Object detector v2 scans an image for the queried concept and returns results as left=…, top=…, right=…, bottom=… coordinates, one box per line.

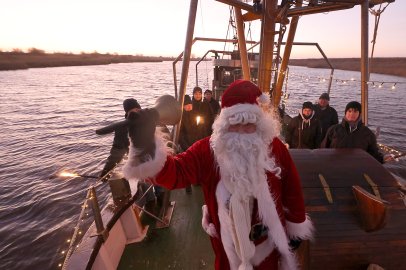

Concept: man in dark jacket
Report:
left=178, top=94, right=203, bottom=193
left=204, top=89, right=221, bottom=117
left=314, top=93, right=338, bottom=144
left=100, top=98, right=164, bottom=205
left=178, top=95, right=197, bottom=152
left=321, top=101, right=384, bottom=163
left=286, top=101, right=322, bottom=149
left=100, top=98, right=141, bottom=178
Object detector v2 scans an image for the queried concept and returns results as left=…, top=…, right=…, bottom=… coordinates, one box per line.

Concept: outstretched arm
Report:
left=123, top=110, right=212, bottom=189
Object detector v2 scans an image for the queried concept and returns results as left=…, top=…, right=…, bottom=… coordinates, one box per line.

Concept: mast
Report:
left=173, top=0, right=199, bottom=145
left=235, top=7, right=251, bottom=80
left=360, top=0, right=369, bottom=125
left=257, top=0, right=278, bottom=96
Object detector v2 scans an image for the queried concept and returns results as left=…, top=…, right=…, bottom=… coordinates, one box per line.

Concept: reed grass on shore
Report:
left=1, top=51, right=405, bottom=78
left=289, top=58, right=406, bottom=78
left=0, top=51, right=174, bottom=71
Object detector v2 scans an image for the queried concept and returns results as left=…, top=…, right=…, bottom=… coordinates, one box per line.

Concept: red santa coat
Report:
left=142, top=136, right=309, bottom=270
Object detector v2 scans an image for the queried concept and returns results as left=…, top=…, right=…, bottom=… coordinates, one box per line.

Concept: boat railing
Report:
left=61, top=181, right=105, bottom=269
left=189, top=41, right=335, bottom=103
left=172, top=37, right=257, bottom=99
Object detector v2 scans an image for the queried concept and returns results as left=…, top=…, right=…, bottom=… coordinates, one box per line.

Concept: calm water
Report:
left=0, top=62, right=405, bottom=269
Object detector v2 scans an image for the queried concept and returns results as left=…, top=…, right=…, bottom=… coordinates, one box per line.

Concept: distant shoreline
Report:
left=0, top=51, right=176, bottom=71
left=289, top=58, right=406, bottom=78
left=1, top=52, right=405, bottom=78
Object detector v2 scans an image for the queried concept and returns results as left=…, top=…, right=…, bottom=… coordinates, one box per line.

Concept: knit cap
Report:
left=302, top=101, right=313, bottom=110
left=345, top=101, right=361, bottom=113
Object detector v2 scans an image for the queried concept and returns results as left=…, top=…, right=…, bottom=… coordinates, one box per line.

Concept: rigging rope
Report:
left=369, top=2, right=390, bottom=76
left=223, top=7, right=238, bottom=56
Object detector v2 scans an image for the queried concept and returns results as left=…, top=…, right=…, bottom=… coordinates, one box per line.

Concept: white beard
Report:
left=210, top=106, right=282, bottom=195
left=214, top=132, right=272, bottom=197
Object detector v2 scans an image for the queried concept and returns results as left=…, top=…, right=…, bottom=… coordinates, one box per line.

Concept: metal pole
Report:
left=89, top=187, right=108, bottom=241
left=173, top=0, right=199, bottom=146
left=235, top=7, right=250, bottom=80
left=361, top=0, right=369, bottom=126
left=327, top=68, right=335, bottom=94
left=172, top=62, right=178, bottom=100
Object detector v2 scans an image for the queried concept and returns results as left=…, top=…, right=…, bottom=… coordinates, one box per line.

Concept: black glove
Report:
left=289, top=238, right=302, bottom=250
left=128, top=108, right=159, bottom=161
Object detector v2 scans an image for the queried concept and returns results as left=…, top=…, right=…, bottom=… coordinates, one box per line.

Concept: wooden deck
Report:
left=118, top=186, right=214, bottom=270
left=291, top=148, right=406, bottom=270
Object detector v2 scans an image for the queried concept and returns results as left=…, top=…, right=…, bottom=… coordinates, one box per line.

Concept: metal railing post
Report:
left=89, top=187, right=108, bottom=241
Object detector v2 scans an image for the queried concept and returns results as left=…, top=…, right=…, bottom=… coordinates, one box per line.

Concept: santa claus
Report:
left=123, top=80, right=313, bottom=270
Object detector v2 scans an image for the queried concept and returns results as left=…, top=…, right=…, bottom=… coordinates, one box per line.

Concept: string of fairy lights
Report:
left=58, top=189, right=92, bottom=269
left=284, top=72, right=406, bottom=90
left=278, top=69, right=406, bottom=114
left=378, top=143, right=404, bottom=158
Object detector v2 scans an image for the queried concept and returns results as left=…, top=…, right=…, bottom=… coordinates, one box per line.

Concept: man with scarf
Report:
left=286, top=101, right=322, bottom=149
left=122, top=80, right=313, bottom=270
left=321, top=101, right=385, bottom=163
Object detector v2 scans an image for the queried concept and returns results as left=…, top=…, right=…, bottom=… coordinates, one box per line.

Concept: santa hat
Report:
left=221, top=80, right=269, bottom=109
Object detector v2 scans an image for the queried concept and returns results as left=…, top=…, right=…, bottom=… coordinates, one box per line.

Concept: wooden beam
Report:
left=361, top=0, right=369, bottom=125
left=242, top=3, right=355, bottom=22
left=258, top=0, right=278, bottom=95
left=215, top=0, right=257, bottom=13
left=235, top=7, right=250, bottom=80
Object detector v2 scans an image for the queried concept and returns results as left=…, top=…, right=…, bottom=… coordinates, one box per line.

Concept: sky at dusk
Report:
left=1, top=0, right=405, bottom=58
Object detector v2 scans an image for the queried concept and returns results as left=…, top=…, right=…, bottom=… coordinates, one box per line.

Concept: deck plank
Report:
left=118, top=186, right=215, bottom=269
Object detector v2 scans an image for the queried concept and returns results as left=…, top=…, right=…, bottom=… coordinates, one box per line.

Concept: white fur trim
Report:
left=286, top=215, right=314, bottom=240
left=238, top=262, right=253, bottom=270
left=280, top=251, right=299, bottom=270
left=122, top=132, right=169, bottom=181
left=255, top=176, right=299, bottom=270
left=257, top=93, right=270, bottom=105
left=220, top=103, right=262, bottom=120
left=201, top=205, right=219, bottom=238
left=251, top=238, right=275, bottom=266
